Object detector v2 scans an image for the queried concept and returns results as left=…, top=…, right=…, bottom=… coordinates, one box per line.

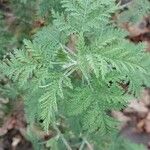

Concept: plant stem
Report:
left=79, top=138, right=93, bottom=150
left=79, top=140, right=86, bottom=150
left=84, top=139, right=93, bottom=150
left=53, top=124, right=72, bottom=150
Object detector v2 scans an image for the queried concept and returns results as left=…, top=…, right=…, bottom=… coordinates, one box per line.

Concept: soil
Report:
left=0, top=129, right=33, bottom=150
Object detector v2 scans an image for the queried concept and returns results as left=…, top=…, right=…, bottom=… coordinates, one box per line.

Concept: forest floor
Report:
left=113, top=88, right=150, bottom=150
left=0, top=101, right=33, bottom=150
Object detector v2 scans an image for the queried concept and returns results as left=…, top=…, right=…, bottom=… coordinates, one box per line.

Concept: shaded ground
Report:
left=0, top=100, right=33, bottom=150
left=113, top=89, right=150, bottom=149
left=0, top=129, right=32, bottom=150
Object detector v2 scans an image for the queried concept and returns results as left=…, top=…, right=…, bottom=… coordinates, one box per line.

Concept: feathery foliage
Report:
left=12, top=0, right=63, bottom=21
left=118, top=0, right=150, bottom=24
left=98, top=134, right=147, bottom=150
left=1, top=0, right=150, bottom=149
left=0, top=13, right=16, bottom=59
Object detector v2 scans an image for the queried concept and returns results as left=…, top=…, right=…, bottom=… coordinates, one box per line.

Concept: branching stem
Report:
left=53, top=124, right=72, bottom=150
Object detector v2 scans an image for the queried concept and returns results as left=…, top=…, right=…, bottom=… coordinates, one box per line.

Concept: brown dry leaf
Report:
left=0, top=128, right=7, bottom=136
left=147, top=112, right=150, bottom=120
left=123, top=107, right=135, bottom=114
left=12, top=136, right=21, bottom=150
left=112, top=111, right=131, bottom=122
left=141, top=89, right=150, bottom=106
left=30, top=124, right=54, bottom=141
left=128, top=100, right=149, bottom=117
left=123, top=17, right=150, bottom=49
left=67, top=33, right=77, bottom=52
left=0, top=116, right=16, bottom=136
left=127, top=24, right=148, bottom=37
left=125, top=18, right=149, bottom=37
left=137, top=119, right=145, bottom=132
left=112, top=111, right=131, bottom=129
left=0, top=101, right=26, bottom=136
left=144, top=120, right=150, bottom=133
left=34, top=19, right=45, bottom=28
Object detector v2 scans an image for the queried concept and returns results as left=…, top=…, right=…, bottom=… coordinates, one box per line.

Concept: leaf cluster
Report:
left=1, top=0, right=150, bottom=149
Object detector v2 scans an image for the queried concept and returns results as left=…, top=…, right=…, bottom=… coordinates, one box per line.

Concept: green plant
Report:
left=0, top=0, right=64, bottom=57
left=117, top=0, right=150, bottom=24
left=1, top=0, right=150, bottom=149
left=11, top=0, right=63, bottom=22
left=0, top=12, right=16, bottom=59
left=37, top=0, right=63, bottom=19
left=0, top=0, right=65, bottom=107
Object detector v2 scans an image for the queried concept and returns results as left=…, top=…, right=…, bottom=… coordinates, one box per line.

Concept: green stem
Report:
left=53, top=124, right=72, bottom=150
left=79, top=140, right=86, bottom=150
